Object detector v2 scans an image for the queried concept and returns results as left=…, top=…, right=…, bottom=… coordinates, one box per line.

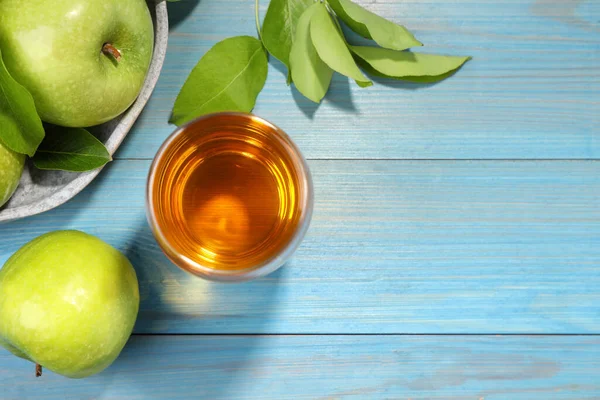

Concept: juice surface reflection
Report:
left=181, top=153, right=283, bottom=258
left=151, top=116, right=303, bottom=272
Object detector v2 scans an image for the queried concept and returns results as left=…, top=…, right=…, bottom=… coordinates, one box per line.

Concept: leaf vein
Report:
left=36, top=150, right=107, bottom=159
left=184, top=47, right=263, bottom=118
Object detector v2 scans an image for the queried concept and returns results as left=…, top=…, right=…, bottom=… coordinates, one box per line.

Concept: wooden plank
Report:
left=1, top=335, right=598, bottom=399
left=115, top=0, right=599, bottom=160
left=1, top=160, right=598, bottom=334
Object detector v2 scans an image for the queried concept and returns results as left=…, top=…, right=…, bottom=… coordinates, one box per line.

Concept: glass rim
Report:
left=146, top=112, right=314, bottom=282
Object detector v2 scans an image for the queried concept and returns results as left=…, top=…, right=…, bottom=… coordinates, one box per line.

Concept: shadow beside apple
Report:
left=0, top=215, right=286, bottom=398
left=167, top=0, right=202, bottom=30
left=107, top=218, right=285, bottom=399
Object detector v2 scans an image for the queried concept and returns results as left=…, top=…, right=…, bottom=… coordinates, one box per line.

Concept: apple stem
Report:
left=102, top=43, right=122, bottom=62
left=35, top=364, right=42, bottom=377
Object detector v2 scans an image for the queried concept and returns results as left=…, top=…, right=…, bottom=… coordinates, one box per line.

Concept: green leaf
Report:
left=261, top=0, right=314, bottom=84
left=289, top=4, right=334, bottom=103
left=32, top=126, right=111, bottom=172
left=0, top=49, right=45, bottom=157
left=350, top=45, right=471, bottom=83
left=170, top=36, right=268, bottom=126
left=327, top=0, right=422, bottom=51
left=310, top=4, right=372, bottom=88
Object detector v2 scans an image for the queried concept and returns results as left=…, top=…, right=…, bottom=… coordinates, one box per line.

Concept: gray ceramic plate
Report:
left=0, top=1, right=168, bottom=223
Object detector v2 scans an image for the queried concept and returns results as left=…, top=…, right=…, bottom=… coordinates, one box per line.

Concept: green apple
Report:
left=0, top=0, right=154, bottom=127
left=0, top=230, right=139, bottom=378
left=0, top=140, right=25, bottom=208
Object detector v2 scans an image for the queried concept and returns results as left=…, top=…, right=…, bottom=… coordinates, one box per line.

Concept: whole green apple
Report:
left=0, top=0, right=154, bottom=127
left=0, top=140, right=25, bottom=208
left=0, top=230, right=139, bottom=378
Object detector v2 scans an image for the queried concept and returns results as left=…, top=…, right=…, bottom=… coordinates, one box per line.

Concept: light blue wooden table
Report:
left=1, top=0, right=599, bottom=398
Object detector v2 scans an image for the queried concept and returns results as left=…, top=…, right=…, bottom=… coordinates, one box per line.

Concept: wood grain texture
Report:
left=114, top=0, right=600, bottom=160
left=1, top=335, right=598, bottom=399
left=0, top=1, right=598, bottom=394
left=1, top=159, right=598, bottom=334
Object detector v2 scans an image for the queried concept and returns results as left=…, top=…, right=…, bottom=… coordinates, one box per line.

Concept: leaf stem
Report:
left=255, top=0, right=261, bottom=40
left=326, top=3, right=345, bottom=38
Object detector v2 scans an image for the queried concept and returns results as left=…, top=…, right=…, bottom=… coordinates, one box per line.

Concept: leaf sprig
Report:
left=170, top=0, right=471, bottom=125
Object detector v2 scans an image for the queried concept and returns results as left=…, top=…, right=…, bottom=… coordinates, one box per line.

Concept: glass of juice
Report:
left=146, top=112, right=313, bottom=282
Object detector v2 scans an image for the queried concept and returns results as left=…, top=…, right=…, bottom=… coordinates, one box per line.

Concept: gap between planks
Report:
left=130, top=333, right=600, bottom=337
